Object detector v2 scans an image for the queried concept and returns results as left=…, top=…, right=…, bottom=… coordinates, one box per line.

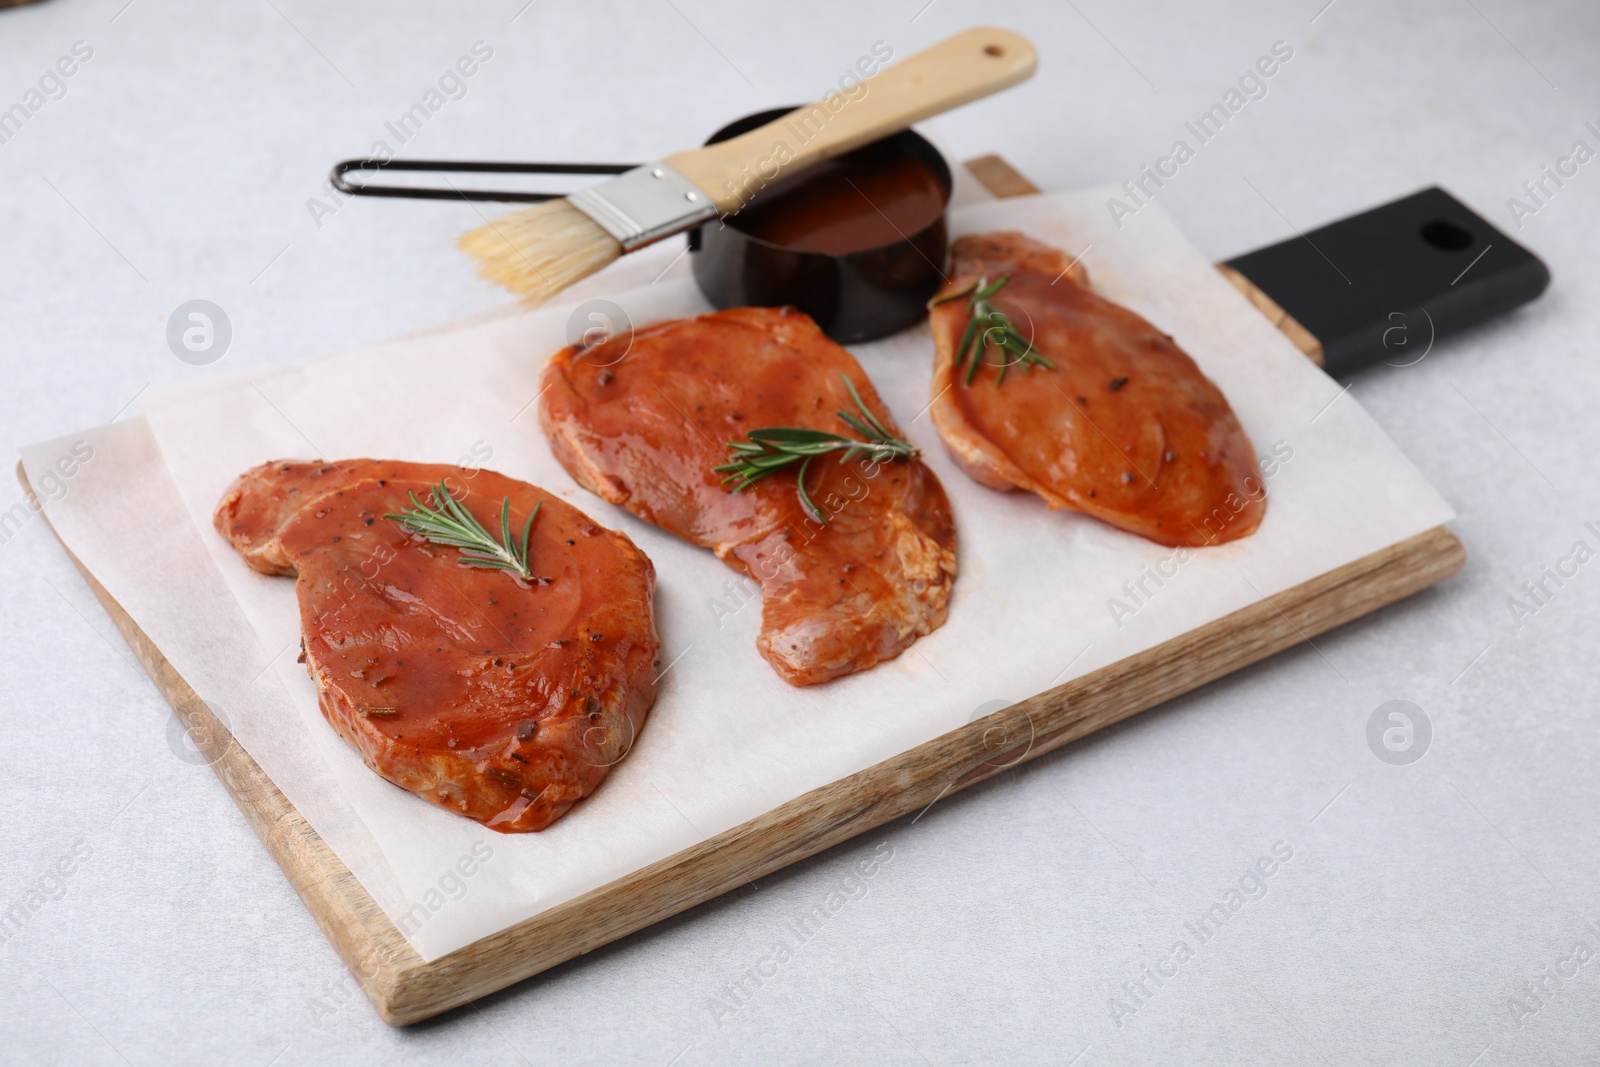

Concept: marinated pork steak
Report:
left=929, top=231, right=1265, bottom=547
left=539, top=306, right=957, bottom=686
left=214, top=459, right=659, bottom=833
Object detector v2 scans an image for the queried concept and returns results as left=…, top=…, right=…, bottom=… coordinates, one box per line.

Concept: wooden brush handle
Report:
left=663, top=27, right=1037, bottom=213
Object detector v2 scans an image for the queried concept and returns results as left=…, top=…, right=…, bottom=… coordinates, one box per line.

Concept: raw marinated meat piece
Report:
left=539, top=306, right=956, bottom=686
left=215, top=459, right=659, bottom=832
left=929, top=231, right=1264, bottom=547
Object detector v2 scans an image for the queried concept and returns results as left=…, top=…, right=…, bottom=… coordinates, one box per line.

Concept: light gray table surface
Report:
left=3, top=0, right=1598, bottom=1063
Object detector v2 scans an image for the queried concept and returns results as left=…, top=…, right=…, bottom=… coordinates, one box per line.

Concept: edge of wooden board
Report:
left=17, top=480, right=1466, bottom=1027
left=17, top=467, right=419, bottom=1010
left=393, top=527, right=1463, bottom=1024
left=17, top=156, right=1463, bottom=1026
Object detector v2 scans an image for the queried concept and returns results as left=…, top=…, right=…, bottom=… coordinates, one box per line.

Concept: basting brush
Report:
left=458, top=27, right=1036, bottom=303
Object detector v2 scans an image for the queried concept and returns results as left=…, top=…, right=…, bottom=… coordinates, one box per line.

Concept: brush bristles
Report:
left=458, top=198, right=623, bottom=304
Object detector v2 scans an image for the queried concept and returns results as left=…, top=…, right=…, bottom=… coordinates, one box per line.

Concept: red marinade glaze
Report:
left=214, top=459, right=659, bottom=832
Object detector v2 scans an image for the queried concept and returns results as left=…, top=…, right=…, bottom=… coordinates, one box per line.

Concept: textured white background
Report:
left=1, top=0, right=1597, bottom=1064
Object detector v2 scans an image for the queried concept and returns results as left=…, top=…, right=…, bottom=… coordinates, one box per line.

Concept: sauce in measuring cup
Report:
left=690, top=108, right=953, bottom=343
left=729, top=140, right=948, bottom=256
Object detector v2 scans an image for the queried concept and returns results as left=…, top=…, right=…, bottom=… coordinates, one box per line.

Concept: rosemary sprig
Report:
left=929, top=274, right=1054, bottom=385
left=385, top=480, right=540, bottom=581
left=715, top=374, right=918, bottom=524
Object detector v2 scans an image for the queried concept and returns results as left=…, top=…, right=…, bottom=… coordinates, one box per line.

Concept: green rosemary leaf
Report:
left=835, top=410, right=879, bottom=441
left=954, top=314, right=980, bottom=376
left=974, top=273, right=1010, bottom=300
left=934, top=275, right=1051, bottom=387
left=459, top=555, right=517, bottom=571
left=964, top=327, right=986, bottom=385
left=928, top=280, right=978, bottom=307
left=385, top=480, right=539, bottom=582
left=518, top=503, right=539, bottom=574
left=795, top=456, right=823, bottom=523
left=716, top=373, right=919, bottom=525
left=839, top=375, right=896, bottom=441
left=747, top=427, right=851, bottom=446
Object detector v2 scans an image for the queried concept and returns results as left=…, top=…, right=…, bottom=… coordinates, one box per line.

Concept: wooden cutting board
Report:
left=23, top=157, right=1463, bottom=1025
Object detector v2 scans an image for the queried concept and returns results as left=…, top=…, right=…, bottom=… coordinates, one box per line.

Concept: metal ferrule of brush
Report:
left=567, top=163, right=718, bottom=252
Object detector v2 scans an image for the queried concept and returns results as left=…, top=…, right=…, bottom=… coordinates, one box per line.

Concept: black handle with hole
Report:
left=1226, top=186, right=1550, bottom=376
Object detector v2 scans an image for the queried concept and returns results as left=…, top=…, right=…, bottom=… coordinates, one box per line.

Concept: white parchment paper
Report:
left=23, top=190, right=1453, bottom=961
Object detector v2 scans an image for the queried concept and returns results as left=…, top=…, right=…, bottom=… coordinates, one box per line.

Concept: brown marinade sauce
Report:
left=730, top=141, right=945, bottom=256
